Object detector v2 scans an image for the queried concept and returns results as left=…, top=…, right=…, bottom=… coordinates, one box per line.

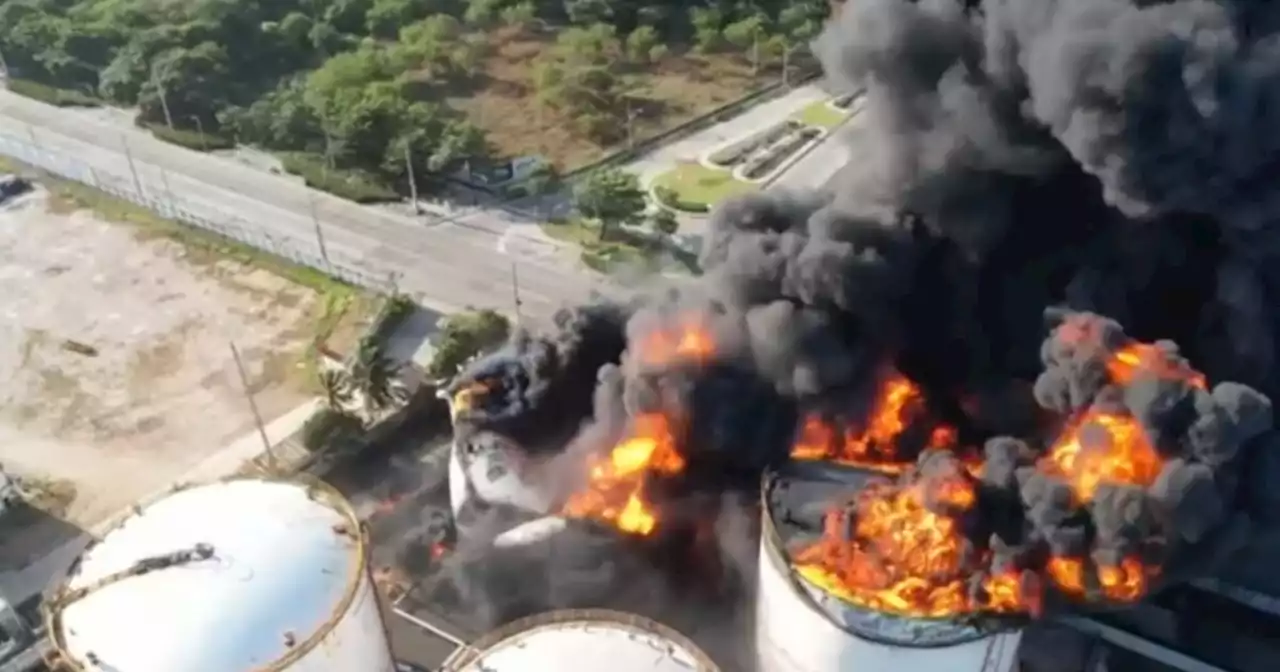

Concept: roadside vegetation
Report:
left=652, top=161, right=756, bottom=212
left=0, top=0, right=829, bottom=201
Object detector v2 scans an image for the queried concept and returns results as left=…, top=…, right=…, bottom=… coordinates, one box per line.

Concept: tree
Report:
left=499, top=2, right=537, bottom=29
left=427, top=309, right=512, bottom=380
left=573, top=168, right=646, bottom=241
left=523, top=161, right=563, bottom=197
left=723, top=13, right=768, bottom=73
left=624, top=25, right=665, bottom=65
left=650, top=208, right=679, bottom=236
left=350, top=337, right=405, bottom=419
left=317, top=368, right=353, bottom=411
left=533, top=24, right=633, bottom=142
left=301, top=407, right=364, bottom=453
left=689, top=7, right=724, bottom=53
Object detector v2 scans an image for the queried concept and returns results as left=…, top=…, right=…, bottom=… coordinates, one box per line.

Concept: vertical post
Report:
left=121, top=134, right=145, bottom=198
left=782, top=46, right=791, bottom=87
left=752, top=34, right=760, bottom=75
left=229, top=341, right=277, bottom=472
left=404, top=142, right=421, bottom=214
left=191, top=116, right=207, bottom=151
left=308, top=192, right=330, bottom=265
left=626, top=99, right=636, bottom=149
left=323, top=127, right=335, bottom=170
left=161, top=169, right=176, bottom=216
left=0, top=45, right=8, bottom=78
left=511, top=261, right=522, bottom=324
left=151, top=66, right=174, bottom=130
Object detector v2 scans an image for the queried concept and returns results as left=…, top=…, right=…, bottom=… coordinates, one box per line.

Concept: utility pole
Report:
left=511, top=261, right=523, bottom=324
left=404, top=142, right=421, bottom=214
left=323, top=127, right=336, bottom=171
left=161, top=169, right=176, bottom=216
left=308, top=191, right=330, bottom=266
left=150, top=65, right=174, bottom=130
left=625, top=99, right=637, bottom=149
left=190, top=115, right=207, bottom=151
left=229, top=341, right=277, bottom=472
left=751, top=33, right=760, bottom=75
left=121, top=134, right=145, bottom=198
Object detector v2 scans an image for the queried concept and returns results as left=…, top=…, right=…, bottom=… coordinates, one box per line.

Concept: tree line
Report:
left=0, top=0, right=829, bottom=199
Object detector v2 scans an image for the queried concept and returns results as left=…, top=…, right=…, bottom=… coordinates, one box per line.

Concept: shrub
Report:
left=144, top=123, right=235, bottom=151
left=653, top=185, right=709, bottom=213
left=7, top=79, right=98, bottom=107
left=371, top=293, right=416, bottom=342
left=301, top=408, right=364, bottom=452
left=427, top=309, right=511, bottom=380
left=280, top=152, right=397, bottom=203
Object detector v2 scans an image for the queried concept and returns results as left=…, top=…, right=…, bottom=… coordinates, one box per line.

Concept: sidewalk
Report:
left=0, top=398, right=320, bottom=604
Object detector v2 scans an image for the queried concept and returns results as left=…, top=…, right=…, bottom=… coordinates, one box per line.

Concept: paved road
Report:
left=0, top=90, right=597, bottom=322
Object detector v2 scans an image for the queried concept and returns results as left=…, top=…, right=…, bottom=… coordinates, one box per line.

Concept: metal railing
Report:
left=0, top=131, right=395, bottom=294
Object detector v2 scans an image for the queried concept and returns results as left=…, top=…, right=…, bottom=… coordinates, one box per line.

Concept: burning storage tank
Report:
left=444, top=390, right=557, bottom=536
left=757, top=461, right=1024, bottom=672
left=438, top=609, right=720, bottom=671
left=44, top=477, right=396, bottom=672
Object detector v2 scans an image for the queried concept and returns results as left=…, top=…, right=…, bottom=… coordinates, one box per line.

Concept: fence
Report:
left=0, top=131, right=396, bottom=294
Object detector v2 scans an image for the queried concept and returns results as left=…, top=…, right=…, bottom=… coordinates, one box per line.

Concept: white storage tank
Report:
left=757, top=462, right=1024, bottom=672
left=445, top=383, right=555, bottom=534
left=44, top=477, right=396, bottom=672
left=439, top=609, right=720, bottom=671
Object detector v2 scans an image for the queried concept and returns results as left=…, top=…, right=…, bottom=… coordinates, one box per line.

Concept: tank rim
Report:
left=439, top=608, right=721, bottom=670
left=43, top=474, right=370, bottom=671
left=760, top=464, right=1023, bottom=648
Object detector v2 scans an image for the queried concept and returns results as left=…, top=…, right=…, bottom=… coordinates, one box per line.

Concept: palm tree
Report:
left=317, top=368, right=352, bottom=411
left=350, top=337, right=405, bottom=420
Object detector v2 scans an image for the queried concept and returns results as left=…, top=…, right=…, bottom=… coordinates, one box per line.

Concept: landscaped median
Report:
left=539, top=217, right=699, bottom=275
left=650, top=162, right=757, bottom=214
left=793, top=98, right=850, bottom=129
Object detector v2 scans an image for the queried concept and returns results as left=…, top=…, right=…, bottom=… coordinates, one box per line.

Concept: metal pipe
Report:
left=1054, top=616, right=1229, bottom=672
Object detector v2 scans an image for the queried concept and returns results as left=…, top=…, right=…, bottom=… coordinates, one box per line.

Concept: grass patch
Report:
left=6, top=79, right=99, bottom=107
left=793, top=99, right=849, bottom=129
left=144, top=122, right=235, bottom=152
left=540, top=217, right=699, bottom=275
left=652, top=163, right=757, bottom=211
left=279, top=152, right=397, bottom=204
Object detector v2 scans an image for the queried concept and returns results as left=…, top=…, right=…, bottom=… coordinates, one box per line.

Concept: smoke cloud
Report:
left=429, top=0, right=1280, bottom=649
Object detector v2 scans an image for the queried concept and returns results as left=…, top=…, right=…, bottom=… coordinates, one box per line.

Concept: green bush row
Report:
left=280, top=152, right=397, bottom=204
left=144, top=122, right=235, bottom=152
left=653, top=185, right=709, bottom=213
left=7, top=79, right=98, bottom=107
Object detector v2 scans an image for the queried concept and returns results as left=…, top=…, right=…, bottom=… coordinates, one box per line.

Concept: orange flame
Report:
left=1108, top=343, right=1207, bottom=389
left=561, top=413, right=686, bottom=535
left=790, top=329, right=1194, bottom=618
left=791, top=372, right=949, bottom=471
left=638, top=317, right=715, bottom=367
left=1047, top=556, right=1153, bottom=601
left=792, top=469, right=1032, bottom=616
left=1041, top=412, right=1163, bottom=502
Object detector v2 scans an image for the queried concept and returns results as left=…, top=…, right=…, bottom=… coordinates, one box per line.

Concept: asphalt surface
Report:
left=0, top=90, right=598, bottom=322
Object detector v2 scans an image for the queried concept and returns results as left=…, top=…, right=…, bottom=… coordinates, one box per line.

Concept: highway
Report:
left=0, top=90, right=599, bottom=322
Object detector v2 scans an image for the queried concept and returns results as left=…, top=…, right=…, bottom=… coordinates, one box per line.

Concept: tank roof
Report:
left=49, top=478, right=364, bottom=671
left=442, top=609, right=719, bottom=671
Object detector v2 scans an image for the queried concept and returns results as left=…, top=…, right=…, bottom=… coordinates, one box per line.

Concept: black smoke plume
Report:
left=429, top=0, right=1280, bottom=642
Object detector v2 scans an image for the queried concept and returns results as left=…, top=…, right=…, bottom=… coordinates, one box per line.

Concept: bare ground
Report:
left=0, top=189, right=327, bottom=544
left=451, top=26, right=777, bottom=169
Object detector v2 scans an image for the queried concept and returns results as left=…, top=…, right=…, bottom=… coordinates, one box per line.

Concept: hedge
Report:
left=145, top=123, right=235, bottom=152
left=280, top=152, right=397, bottom=204
left=6, top=79, right=98, bottom=107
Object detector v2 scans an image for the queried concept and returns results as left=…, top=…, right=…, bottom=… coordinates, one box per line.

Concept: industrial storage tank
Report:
left=439, top=609, right=720, bottom=671
left=757, top=461, right=1024, bottom=672
left=44, top=477, right=396, bottom=672
left=444, top=386, right=555, bottom=535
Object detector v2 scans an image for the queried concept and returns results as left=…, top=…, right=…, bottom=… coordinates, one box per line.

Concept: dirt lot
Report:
left=0, top=187, right=352, bottom=545
left=451, top=26, right=777, bottom=169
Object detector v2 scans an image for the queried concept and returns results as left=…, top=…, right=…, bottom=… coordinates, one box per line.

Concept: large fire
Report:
left=790, top=334, right=1183, bottom=618
left=560, top=319, right=709, bottom=535
left=790, top=372, right=968, bottom=472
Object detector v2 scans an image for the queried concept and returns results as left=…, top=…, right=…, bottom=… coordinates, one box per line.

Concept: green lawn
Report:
left=793, top=99, right=849, bottom=129
left=539, top=218, right=698, bottom=275
left=651, top=163, right=757, bottom=211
